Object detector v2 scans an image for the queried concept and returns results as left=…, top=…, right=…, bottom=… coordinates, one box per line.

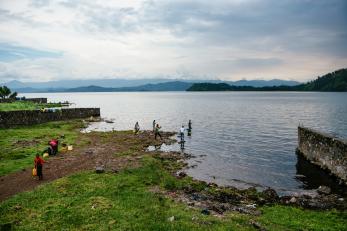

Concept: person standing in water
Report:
left=155, top=124, right=162, bottom=140
left=134, top=122, right=140, bottom=134
left=180, top=125, right=185, bottom=140
left=188, top=120, right=192, bottom=136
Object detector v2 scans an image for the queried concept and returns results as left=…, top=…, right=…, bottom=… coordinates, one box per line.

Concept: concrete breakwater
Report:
left=298, top=126, right=347, bottom=185
left=0, top=108, right=100, bottom=128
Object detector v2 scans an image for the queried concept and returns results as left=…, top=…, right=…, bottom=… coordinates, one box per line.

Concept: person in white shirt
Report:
left=180, top=125, right=185, bottom=141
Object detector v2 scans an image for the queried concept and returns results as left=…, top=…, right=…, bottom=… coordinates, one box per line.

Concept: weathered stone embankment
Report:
left=0, top=108, right=100, bottom=128
left=297, top=126, right=347, bottom=185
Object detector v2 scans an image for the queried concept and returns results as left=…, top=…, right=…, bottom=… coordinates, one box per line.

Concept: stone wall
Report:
left=298, top=126, right=347, bottom=185
left=19, top=98, right=48, bottom=103
left=0, top=98, right=48, bottom=103
left=0, top=108, right=100, bottom=128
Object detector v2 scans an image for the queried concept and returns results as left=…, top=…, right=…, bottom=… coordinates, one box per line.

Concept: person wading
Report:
left=180, top=125, right=185, bottom=140
left=155, top=124, right=162, bottom=140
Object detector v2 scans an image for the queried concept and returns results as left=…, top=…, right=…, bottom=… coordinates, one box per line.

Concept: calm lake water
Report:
left=23, top=92, right=347, bottom=194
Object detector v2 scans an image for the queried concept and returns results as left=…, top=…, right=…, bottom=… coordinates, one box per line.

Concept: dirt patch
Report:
left=0, top=131, right=175, bottom=202
left=12, top=140, right=40, bottom=147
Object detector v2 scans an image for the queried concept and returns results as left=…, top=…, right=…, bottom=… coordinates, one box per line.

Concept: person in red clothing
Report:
left=34, top=154, right=45, bottom=180
left=49, top=138, right=59, bottom=155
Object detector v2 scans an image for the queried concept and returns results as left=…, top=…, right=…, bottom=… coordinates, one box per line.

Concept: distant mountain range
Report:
left=1, top=78, right=300, bottom=93
left=187, top=68, right=347, bottom=92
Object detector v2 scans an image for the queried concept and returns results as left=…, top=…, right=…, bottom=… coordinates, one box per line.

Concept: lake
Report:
left=22, top=92, right=347, bottom=194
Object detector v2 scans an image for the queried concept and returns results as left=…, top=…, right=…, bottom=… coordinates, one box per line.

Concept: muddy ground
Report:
left=0, top=131, right=174, bottom=202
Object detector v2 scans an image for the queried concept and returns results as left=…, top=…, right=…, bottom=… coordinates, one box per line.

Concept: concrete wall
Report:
left=298, top=126, right=347, bottom=185
left=0, top=108, right=100, bottom=128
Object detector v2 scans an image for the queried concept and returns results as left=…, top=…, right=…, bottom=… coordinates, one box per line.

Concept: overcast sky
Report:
left=0, top=0, right=346, bottom=82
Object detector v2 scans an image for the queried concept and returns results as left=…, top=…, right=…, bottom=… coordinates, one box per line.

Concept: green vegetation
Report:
left=1, top=156, right=346, bottom=230
left=0, top=120, right=84, bottom=176
left=187, top=68, right=347, bottom=92
left=259, top=205, right=347, bottom=230
left=0, top=101, right=62, bottom=111
left=296, top=68, right=347, bottom=91
left=1, top=121, right=346, bottom=230
left=0, top=86, right=17, bottom=99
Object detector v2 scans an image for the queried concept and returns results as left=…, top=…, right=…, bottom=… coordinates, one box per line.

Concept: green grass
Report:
left=0, top=158, right=254, bottom=231
left=1, top=157, right=346, bottom=230
left=0, top=120, right=84, bottom=176
left=0, top=101, right=62, bottom=111
left=258, top=205, right=347, bottom=231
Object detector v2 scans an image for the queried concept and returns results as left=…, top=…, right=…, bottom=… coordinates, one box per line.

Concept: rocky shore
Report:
left=151, top=150, right=347, bottom=218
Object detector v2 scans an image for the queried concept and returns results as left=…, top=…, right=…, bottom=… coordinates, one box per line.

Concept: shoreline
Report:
left=1, top=122, right=347, bottom=230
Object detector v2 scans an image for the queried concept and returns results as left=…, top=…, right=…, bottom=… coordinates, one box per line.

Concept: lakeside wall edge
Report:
left=298, top=126, right=347, bottom=185
left=0, top=108, right=100, bottom=128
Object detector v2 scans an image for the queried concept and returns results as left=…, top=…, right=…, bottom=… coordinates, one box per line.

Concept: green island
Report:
left=187, top=68, right=347, bottom=92
left=1, top=115, right=346, bottom=230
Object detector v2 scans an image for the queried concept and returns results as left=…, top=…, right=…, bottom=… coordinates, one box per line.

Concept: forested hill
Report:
left=187, top=68, right=347, bottom=92
left=295, top=68, right=347, bottom=91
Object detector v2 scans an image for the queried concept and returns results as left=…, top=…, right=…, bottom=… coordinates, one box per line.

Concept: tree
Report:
left=0, top=86, right=18, bottom=99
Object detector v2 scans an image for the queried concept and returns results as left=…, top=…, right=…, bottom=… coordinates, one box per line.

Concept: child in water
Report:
left=34, top=154, right=45, bottom=180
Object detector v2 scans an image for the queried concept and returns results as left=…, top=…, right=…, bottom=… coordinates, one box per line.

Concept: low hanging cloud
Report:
left=0, top=0, right=346, bottom=82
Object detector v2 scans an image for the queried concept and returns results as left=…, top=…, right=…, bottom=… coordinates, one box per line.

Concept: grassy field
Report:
left=0, top=101, right=62, bottom=111
left=1, top=156, right=346, bottom=230
left=1, top=121, right=346, bottom=230
left=0, top=120, right=84, bottom=176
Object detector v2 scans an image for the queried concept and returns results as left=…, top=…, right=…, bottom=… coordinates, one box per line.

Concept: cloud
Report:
left=0, top=0, right=346, bottom=82
left=0, top=43, right=62, bottom=62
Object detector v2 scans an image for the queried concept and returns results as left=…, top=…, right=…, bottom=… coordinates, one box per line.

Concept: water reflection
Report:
left=295, top=152, right=347, bottom=195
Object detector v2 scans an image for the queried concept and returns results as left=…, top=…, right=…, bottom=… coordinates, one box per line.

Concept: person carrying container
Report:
left=34, top=154, right=45, bottom=180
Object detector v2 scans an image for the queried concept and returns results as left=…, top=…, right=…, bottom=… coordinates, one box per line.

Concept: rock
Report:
left=201, top=208, right=210, bottom=215
left=245, top=204, right=257, bottom=209
left=85, top=150, right=93, bottom=155
left=289, top=197, right=297, bottom=203
left=208, top=204, right=226, bottom=214
left=235, top=207, right=261, bottom=216
left=176, top=171, right=187, bottom=178
left=189, top=164, right=198, bottom=169
left=95, top=166, right=105, bottom=173
left=168, top=216, right=175, bottom=222
left=187, top=202, right=195, bottom=206
left=262, top=188, right=279, bottom=203
left=317, top=186, right=331, bottom=195
left=250, top=220, right=266, bottom=231
left=208, top=182, right=218, bottom=188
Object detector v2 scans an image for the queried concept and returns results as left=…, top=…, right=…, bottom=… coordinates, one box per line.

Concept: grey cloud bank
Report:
left=0, top=0, right=346, bottom=82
